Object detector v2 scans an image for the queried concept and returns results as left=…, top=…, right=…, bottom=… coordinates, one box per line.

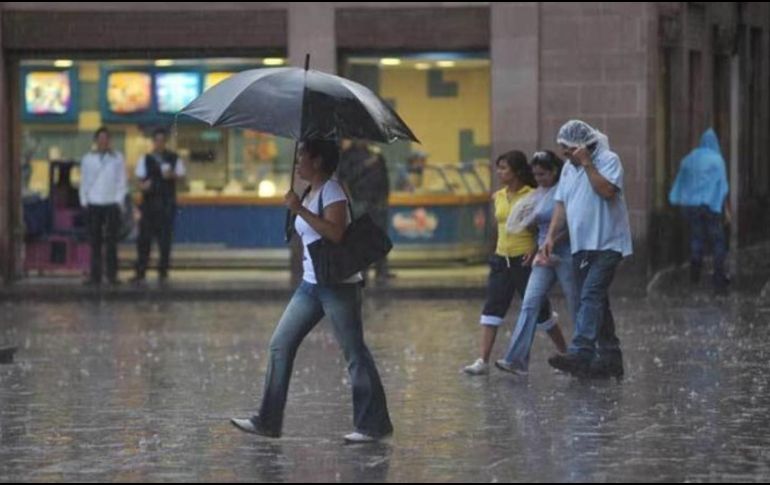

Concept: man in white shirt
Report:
left=544, top=120, right=633, bottom=379
left=79, top=127, right=127, bottom=286
left=130, top=127, right=186, bottom=286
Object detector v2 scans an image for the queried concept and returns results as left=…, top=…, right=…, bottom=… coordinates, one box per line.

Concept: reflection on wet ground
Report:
left=1, top=295, right=769, bottom=481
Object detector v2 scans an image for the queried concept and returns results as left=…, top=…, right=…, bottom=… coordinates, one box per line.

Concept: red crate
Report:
left=24, top=236, right=90, bottom=275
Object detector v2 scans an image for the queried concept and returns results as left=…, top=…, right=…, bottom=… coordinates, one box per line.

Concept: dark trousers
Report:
left=136, top=205, right=175, bottom=278
left=352, top=201, right=391, bottom=280
left=683, top=206, right=728, bottom=287
left=87, top=204, right=121, bottom=283
left=569, top=250, right=623, bottom=362
left=368, top=204, right=390, bottom=278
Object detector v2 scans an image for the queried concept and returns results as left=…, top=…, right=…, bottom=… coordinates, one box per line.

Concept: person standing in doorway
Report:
left=130, top=127, right=186, bottom=287
left=79, top=127, right=127, bottom=287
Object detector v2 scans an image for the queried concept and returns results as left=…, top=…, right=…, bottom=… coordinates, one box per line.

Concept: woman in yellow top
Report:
left=463, top=150, right=567, bottom=375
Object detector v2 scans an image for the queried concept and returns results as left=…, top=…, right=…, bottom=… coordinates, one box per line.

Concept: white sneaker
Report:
left=231, top=418, right=258, bottom=433
left=344, top=432, right=378, bottom=444
left=230, top=417, right=280, bottom=438
left=495, top=360, right=529, bottom=376
left=462, top=358, right=490, bottom=376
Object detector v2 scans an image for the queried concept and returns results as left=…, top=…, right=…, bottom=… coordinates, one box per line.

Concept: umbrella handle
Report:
left=284, top=139, right=301, bottom=243
left=285, top=54, right=310, bottom=243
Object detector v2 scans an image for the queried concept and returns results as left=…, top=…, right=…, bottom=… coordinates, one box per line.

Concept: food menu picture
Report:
left=23, top=70, right=78, bottom=121
left=106, top=71, right=152, bottom=114
left=156, top=72, right=201, bottom=113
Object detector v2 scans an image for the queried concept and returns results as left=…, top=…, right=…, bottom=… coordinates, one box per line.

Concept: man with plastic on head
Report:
left=542, top=120, right=633, bottom=379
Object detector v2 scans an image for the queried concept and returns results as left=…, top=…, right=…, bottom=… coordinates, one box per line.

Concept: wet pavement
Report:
left=1, top=294, right=769, bottom=482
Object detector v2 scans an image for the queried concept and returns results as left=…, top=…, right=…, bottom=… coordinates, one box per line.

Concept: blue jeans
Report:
left=569, top=250, right=623, bottom=362
left=255, top=281, right=393, bottom=437
left=683, top=206, right=728, bottom=286
left=502, top=247, right=579, bottom=371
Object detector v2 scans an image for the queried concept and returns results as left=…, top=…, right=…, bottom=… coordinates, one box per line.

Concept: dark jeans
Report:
left=87, top=204, right=121, bottom=283
left=256, top=281, right=393, bottom=437
left=136, top=204, right=175, bottom=278
left=569, top=250, right=623, bottom=362
left=683, top=205, right=728, bottom=286
left=368, top=204, right=390, bottom=278
left=481, top=255, right=551, bottom=327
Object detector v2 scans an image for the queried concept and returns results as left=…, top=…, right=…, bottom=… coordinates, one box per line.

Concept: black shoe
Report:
left=0, top=346, right=18, bottom=365
left=713, top=274, right=730, bottom=296
left=230, top=416, right=281, bottom=438
left=589, top=354, right=624, bottom=380
left=83, top=279, right=101, bottom=288
left=690, top=262, right=702, bottom=284
left=548, top=353, right=590, bottom=377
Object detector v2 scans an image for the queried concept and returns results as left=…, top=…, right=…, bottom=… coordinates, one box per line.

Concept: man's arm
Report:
left=573, top=146, right=619, bottom=200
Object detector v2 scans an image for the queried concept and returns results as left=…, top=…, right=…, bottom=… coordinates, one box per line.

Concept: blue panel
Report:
left=174, top=205, right=288, bottom=248
left=388, top=203, right=488, bottom=245
left=173, top=202, right=490, bottom=249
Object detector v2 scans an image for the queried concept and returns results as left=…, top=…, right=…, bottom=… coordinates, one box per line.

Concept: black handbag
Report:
left=306, top=183, right=393, bottom=285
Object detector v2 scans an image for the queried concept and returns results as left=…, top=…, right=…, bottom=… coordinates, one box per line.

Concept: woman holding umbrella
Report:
left=180, top=61, right=416, bottom=443
left=230, top=139, right=393, bottom=443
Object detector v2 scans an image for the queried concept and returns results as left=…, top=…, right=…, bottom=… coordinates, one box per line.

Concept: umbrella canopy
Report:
left=180, top=67, right=419, bottom=144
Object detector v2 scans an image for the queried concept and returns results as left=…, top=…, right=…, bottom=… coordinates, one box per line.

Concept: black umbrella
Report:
left=181, top=67, right=418, bottom=144
left=180, top=56, right=419, bottom=240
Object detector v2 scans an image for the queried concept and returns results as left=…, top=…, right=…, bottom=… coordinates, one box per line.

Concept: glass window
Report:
left=341, top=52, right=491, bottom=196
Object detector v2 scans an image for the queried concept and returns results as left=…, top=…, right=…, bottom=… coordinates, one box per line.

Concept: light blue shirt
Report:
left=533, top=187, right=570, bottom=255
left=554, top=149, right=633, bottom=257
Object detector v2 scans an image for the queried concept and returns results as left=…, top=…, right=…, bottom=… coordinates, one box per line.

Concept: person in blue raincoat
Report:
left=669, top=128, right=732, bottom=293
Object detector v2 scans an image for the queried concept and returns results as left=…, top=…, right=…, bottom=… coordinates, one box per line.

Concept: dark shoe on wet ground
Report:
left=0, top=346, right=17, bottom=364
left=548, top=353, right=590, bottom=378
left=129, top=276, right=147, bottom=288
left=589, top=354, right=624, bottom=380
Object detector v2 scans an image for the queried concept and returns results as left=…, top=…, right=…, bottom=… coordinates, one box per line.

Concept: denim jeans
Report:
left=502, top=246, right=579, bottom=371
left=683, top=205, right=728, bottom=286
left=568, top=250, right=623, bottom=362
left=255, top=281, right=393, bottom=437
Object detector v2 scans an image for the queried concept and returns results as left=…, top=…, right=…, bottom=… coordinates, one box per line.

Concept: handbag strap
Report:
left=316, top=180, right=355, bottom=221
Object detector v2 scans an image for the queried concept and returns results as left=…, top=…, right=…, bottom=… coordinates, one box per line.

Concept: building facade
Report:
left=1, top=2, right=768, bottom=284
